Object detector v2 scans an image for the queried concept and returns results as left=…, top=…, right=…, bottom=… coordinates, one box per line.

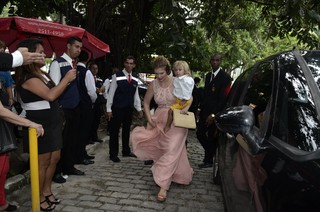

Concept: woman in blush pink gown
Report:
left=131, top=56, right=193, bottom=202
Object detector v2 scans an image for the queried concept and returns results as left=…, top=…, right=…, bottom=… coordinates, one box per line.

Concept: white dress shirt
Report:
left=11, top=50, right=23, bottom=68
left=210, top=67, right=221, bottom=82
left=102, top=78, right=111, bottom=100
left=78, top=62, right=97, bottom=103
left=106, top=69, right=142, bottom=112
left=49, top=53, right=73, bottom=85
left=173, top=75, right=194, bottom=100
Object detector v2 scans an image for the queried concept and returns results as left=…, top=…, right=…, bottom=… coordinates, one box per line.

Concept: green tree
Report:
left=0, top=0, right=318, bottom=77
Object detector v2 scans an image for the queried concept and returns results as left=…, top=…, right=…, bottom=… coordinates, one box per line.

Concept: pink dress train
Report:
left=131, top=79, right=193, bottom=190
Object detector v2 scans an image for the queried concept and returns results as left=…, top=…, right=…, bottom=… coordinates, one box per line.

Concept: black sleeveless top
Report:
left=19, top=73, right=63, bottom=154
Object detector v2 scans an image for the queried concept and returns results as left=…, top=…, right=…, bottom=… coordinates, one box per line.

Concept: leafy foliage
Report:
left=260, top=0, right=320, bottom=48
left=0, top=0, right=318, bottom=78
left=3, top=0, right=65, bottom=19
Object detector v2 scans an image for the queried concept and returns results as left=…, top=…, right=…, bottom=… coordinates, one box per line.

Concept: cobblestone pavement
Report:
left=6, top=130, right=225, bottom=212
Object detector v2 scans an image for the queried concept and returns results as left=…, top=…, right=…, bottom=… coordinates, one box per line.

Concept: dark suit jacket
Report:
left=0, top=52, right=13, bottom=71
left=201, top=69, right=231, bottom=116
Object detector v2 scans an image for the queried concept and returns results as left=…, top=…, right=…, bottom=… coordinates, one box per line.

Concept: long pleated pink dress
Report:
left=131, top=78, right=193, bottom=190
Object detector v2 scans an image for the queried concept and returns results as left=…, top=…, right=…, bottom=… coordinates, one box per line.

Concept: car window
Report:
left=272, top=52, right=320, bottom=151
left=302, top=51, right=320, bottom=89
left=226, top=67, right=253, bottom=107
left=243, top=62, right=273, bottom=128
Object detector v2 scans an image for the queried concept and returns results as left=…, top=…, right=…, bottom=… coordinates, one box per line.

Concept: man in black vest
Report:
left=49, top=37, right=85, bottom=183
left=197, top=53, right=232, bottom=168
left=76, top=51, right=97, bottom=165
left=106, top=56, right=143, bottom=162
left=89, top=62, right=106, bottom=143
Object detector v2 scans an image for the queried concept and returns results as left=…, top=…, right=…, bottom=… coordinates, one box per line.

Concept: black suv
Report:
left=214, top=50, right=320, bottom=212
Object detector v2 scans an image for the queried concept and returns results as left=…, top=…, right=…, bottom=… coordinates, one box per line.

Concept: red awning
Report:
left=0, top=16, right=110, bottom=59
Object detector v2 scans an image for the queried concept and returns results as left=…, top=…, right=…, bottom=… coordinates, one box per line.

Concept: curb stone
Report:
left=5, top=141, right=101, bottom=195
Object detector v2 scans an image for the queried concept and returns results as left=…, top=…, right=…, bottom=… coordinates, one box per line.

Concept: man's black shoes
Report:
left=85, top=154, right=95, bottom=160
left=144, top=160, right=154, bottom=165
left=64, top=168, right=85, bottom=175
left=89, top=139, right=103, bottom=144
left=198, top=162, right=213, bottom=169
left=122, top=152, right=136, bottom=157
left=110, top=156, right=121, bottom=162
left=76, top=159, right=95, bottom=165
left=110, top=153, right=136, bottom=162
left=53, top=173, right=66, bottom=183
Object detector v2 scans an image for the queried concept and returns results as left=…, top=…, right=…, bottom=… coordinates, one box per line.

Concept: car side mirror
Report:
left=214, top=105, right=264, bottom=154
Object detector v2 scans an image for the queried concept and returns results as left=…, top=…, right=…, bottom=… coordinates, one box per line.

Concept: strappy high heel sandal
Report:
left=45, top=193, right=61, bottom=205
left=157, top=193, right=167, bottom=202
left=40, top=199, right=55, bottom=211
left=157, top=189, right=167, bottom=202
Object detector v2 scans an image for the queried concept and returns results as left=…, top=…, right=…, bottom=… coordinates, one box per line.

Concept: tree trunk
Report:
left=86, top=0, right=95, bottom=33
left=91, top=0, right=156, bottom=77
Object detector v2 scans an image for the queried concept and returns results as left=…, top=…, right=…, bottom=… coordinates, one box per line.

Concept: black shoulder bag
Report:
left=0, top=118, right=17, bottom=154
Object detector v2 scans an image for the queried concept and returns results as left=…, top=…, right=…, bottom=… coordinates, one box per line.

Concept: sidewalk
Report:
left=5, top=130, right=225, bottom=212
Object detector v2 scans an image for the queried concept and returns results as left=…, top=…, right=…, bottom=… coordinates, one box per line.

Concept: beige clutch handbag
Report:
left=173, top=109, right=196, bottom=129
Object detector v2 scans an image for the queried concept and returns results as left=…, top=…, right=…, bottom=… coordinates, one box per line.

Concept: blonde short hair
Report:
left=173, top=60, right=191, bottom=76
